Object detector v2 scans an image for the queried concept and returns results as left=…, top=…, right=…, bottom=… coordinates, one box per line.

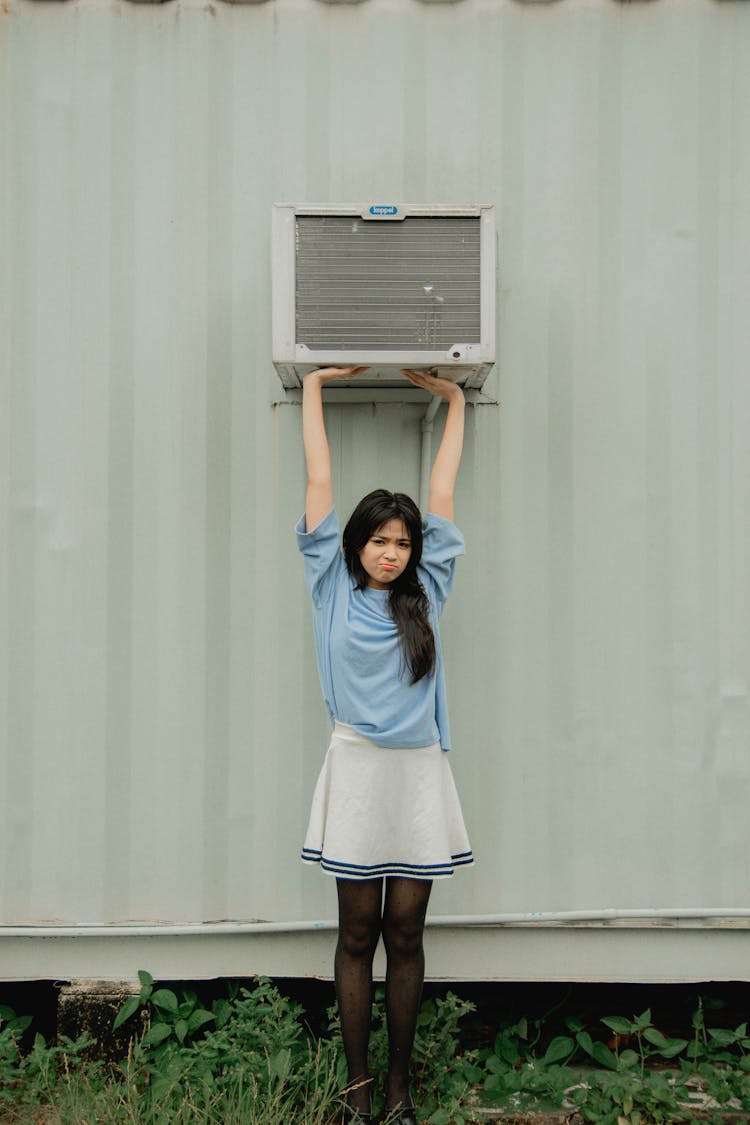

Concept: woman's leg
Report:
left=335, top=877, right=384, bottom=1115
left=381, top=876, right=433, bottom=1111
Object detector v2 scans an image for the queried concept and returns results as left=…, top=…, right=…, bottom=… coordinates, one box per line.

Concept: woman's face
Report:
left=358, top=519, right=412, bottom=589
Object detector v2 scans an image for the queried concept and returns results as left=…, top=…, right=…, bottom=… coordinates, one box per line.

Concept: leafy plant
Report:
left=324, top=986, right=480, bottom=1124
left=0, top=1006, right=96, bottom=1118
left=0, top=1005, right=31, bottom=1100
left=113, top=968, right=216, bottom=1052
left=410, top=992, right=483, bottom=1124
left=111, top=974, right=340, bottom=1116
left=6, top=980, right=750, bottom=1124
left=480, top=1000, right=750, bottom=1124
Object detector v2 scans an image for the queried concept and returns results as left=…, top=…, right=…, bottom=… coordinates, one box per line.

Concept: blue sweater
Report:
left=296, top=508, right=464, bottom=750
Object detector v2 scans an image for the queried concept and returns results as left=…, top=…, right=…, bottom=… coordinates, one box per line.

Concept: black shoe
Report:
left=341, top=1079, right=374, bottom=1123
left=382, top=1106, right=417, bottom=1125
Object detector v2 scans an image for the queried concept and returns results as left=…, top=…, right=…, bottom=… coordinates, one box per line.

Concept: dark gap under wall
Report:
left=3, top=978, right=750, bottom=1059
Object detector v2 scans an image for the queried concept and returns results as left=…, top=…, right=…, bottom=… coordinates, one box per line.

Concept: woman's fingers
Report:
left=401, top=368, right=431, bottom=386
left=400, top=369, right=461, bottom=398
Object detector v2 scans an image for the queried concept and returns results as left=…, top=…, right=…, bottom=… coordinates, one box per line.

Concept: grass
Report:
left=3, top=979, right=750, bottom=1124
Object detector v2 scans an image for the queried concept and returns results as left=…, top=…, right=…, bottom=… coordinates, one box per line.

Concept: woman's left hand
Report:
left=400, top=369, right=464, bottom=401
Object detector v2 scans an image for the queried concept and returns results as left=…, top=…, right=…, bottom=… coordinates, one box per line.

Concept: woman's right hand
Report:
left=303, top=365, right=369, bottom=385
left=400, top=368, right=464, bottom=401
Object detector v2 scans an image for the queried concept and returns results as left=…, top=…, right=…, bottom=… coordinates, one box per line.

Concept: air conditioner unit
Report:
left=271, top=203, right=496, bottom=390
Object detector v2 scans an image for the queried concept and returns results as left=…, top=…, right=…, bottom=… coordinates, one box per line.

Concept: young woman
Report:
left=296, top=366, right=474, bottom=1124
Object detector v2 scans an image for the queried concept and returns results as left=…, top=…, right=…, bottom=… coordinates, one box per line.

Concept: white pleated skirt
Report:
left=302, top=722, right=474, bottom=881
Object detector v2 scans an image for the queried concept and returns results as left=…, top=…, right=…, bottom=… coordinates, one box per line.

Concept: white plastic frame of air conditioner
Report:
left=271, top=203, right=496, bottom=391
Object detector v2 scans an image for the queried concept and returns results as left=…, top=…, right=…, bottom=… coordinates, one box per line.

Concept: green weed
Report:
left=4, top=983, right=750, bottom=1124
left=324, top=987, right=481, bottom=1124
left=0, top=976, right=480, bottom=1124
left=479, top=998, right=750, bottom=1124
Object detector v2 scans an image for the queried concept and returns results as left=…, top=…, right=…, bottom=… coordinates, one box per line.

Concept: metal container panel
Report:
left=1, top=0, right=749, bottom=979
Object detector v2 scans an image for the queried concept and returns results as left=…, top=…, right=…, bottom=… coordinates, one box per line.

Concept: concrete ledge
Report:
left=4, top=923, right=750, bottom=983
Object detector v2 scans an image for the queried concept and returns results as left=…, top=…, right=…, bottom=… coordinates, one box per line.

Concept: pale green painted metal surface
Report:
left=2, top=0, right=750, bottom=980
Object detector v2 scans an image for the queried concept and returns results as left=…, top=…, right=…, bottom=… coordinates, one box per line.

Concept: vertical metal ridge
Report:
left=3, top=15, right=39, bottom=924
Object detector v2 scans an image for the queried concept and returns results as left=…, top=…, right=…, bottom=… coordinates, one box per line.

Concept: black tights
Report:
left=335, top=876, right=432, bottom=1115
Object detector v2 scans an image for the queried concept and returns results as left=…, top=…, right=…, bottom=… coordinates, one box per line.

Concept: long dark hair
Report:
left=342, top=490, right=436, bottom=683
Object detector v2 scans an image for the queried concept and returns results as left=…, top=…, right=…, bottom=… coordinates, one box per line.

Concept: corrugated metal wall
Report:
left=2, top=0, right=750, bottom=979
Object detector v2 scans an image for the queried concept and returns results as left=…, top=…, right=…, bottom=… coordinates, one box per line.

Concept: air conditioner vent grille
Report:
left=295, top=215, right=481, bottom=351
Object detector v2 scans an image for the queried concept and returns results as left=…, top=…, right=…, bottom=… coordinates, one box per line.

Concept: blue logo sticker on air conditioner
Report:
left=369, top=205, right=398, bottom=216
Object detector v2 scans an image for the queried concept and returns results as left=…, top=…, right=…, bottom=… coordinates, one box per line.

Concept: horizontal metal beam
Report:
left=4, top=921, right=750, bottom=984
left=272, top=388, right=499, bottom=406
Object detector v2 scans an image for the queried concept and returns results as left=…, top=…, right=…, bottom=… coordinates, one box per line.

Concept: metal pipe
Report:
left=3, top=908, right=750, bottom=940
left=427, top=908, right=750, bottom=926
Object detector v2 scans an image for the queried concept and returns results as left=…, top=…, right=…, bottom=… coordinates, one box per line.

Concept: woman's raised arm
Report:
left=401, top=370, right=465, bottom=522
left=302, top=367, right=367, bottom=531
